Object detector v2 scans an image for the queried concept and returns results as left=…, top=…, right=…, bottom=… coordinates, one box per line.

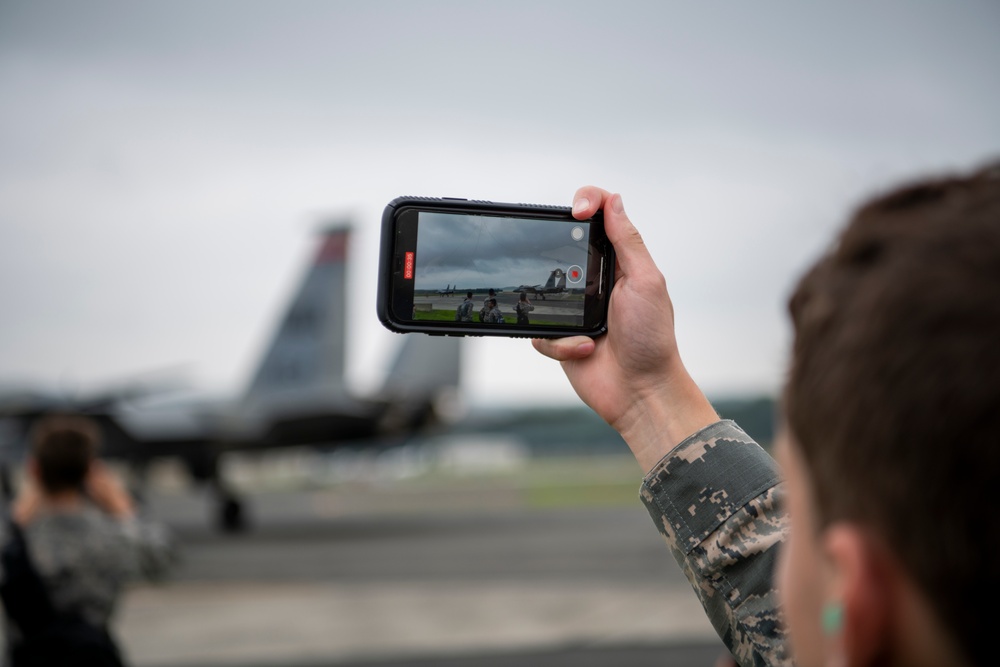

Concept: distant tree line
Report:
left=456, top=395, right=776, bottom=456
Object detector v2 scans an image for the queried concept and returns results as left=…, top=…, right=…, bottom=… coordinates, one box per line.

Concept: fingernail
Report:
left=612, top=194, right=625, bottom=214
left=572, top=197, right=590, bottom=216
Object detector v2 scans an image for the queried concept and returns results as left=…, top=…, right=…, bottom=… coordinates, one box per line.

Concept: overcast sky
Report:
left=1, top=1, right=998, bottom=408
left=413, top=213, right=589, bottom=289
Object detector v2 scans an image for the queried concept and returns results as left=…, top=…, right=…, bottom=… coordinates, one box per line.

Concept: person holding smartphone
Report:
left=533, top=166, right=999, bottom=667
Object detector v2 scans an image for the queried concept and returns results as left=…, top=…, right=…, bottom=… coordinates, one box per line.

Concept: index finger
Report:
left=571, top=187, right=658, bottom=280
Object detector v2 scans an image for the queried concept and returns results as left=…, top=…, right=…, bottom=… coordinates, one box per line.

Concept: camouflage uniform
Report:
left=515, top=300, right=534, bottom=324
left=456, top=297, right=475, bottom=322
left=485, top=306, right=505, bottom=324
left=639, top=420, right=791, bottom=667
left=2, top=507, right=173, bottom=645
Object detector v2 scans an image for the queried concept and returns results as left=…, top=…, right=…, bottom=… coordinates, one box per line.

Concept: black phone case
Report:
left=376, top=196, right=613, bottom=338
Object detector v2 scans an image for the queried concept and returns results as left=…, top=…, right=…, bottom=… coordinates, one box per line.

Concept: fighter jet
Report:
left=0, top=226, right=462, bottom=531
left=515, top=268, right=568, bottom=300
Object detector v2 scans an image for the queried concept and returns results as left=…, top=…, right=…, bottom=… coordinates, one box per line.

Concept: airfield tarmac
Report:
left=413, top=293, right=585, bottom=326
left=107, top=455, right=727, bottom=666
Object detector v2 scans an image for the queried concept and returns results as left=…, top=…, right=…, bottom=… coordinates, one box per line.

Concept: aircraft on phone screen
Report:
left=515, top=268, right=568, bottom=300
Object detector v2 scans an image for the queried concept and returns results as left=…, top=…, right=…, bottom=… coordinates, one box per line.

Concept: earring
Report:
left=822, top=602, right=844, bottom=635
left=822, top=603, right=846, bottom=667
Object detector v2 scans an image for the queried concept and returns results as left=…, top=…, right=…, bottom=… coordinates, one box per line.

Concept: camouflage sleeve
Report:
left=119, top=515, right=177, bottom=580
left=639, top=420, right=792, bottom=667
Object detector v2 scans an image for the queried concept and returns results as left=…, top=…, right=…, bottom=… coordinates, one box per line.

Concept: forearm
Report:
left=639, top=420, right=792, bottom=667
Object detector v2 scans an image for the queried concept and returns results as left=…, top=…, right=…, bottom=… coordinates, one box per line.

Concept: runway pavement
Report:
left=414, top=293, right=585, bottom=326
left=111, top=465, right=728, bottom=666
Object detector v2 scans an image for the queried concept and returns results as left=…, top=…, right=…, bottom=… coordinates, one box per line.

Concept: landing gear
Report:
left=214, top=482, right=247, bottom=533
left=186, top=452, right=248, bottom=533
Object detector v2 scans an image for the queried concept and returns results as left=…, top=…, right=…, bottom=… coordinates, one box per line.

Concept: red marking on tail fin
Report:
left=316, top=232, right=348, bottom=264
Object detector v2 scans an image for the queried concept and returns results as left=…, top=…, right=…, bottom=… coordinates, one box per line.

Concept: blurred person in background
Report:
left=534, top=163, right=999, bottom=667
left=1, top=414, right=174, bottom=667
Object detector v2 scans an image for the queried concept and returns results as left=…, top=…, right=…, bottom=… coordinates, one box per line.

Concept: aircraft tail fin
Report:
left=546, top=268, right=566, bottom=290
left=380, top=334, right=462, bottom=399
left=373, top=333, right=463, bottom=434
left=244, top=226, right=350, bottom=403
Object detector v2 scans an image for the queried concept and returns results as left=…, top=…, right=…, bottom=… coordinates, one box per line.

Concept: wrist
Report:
left=614, top=367, right=719, bottom=472
left=103, top=497, right=135, bottom=519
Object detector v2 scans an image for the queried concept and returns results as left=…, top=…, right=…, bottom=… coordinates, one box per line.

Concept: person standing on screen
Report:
left=516, top=292, right=534, bottom=325
left=484, top=298, right=505, bottom=324
left=456, top=291, right=475, bottom=322
left=480, top=288, right=497, bottom=322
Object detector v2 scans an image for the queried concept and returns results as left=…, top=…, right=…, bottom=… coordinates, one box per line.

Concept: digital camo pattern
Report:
left=2, top=507, right=174, bottom=630
left=639, top=420, right=792, bottom=667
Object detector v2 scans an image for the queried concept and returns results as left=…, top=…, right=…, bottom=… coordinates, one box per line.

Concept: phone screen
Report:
left=384, top=204, right=611, bottom=336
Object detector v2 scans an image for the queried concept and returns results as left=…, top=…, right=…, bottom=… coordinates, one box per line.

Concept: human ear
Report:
left=822, top=523, right=891, bottom=667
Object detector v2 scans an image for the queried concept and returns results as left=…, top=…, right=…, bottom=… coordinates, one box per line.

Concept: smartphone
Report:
left=377, top=196, right=615, bottom=338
